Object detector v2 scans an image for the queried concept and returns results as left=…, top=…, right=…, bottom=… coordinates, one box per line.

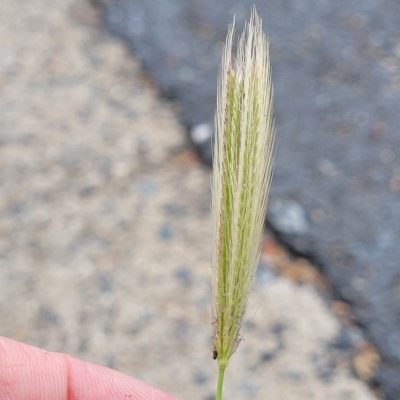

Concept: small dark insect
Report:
left=213, top=348, right=218, bottom=360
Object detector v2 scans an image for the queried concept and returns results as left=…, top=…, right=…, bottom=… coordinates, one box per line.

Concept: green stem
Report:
left=215, top=366, right=226, bottom=400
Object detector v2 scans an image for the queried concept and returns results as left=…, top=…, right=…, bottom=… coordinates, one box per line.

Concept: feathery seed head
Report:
left=211, top=7, right=275, bottom=368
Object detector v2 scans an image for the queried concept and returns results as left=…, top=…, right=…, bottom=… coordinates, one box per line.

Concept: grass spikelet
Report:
left=211, top=7, right=275, bottom=399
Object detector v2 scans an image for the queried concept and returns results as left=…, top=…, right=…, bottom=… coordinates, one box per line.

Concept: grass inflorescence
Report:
left=211, top=7, right=275, bottom=399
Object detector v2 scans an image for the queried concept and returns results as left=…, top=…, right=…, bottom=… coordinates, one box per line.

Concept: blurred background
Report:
left=1, top=0, right=398, bottom=399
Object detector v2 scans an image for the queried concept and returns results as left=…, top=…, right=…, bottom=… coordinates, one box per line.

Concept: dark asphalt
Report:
left=98, top=1, right=400, bottom=398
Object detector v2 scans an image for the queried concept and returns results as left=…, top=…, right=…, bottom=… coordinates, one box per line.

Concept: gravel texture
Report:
left=0, top=1, right=378, bottom=399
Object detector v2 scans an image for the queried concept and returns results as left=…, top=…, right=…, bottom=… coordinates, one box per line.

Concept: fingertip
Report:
left=0, top=336, right=177, bottom=400
left=64, top=352, right=177, bottom=400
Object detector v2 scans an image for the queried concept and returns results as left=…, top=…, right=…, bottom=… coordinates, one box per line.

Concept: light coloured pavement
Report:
left=0, top=1, right=379, bottom=399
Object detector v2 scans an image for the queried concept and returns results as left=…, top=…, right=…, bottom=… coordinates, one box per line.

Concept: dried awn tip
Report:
left=211, top=7, right=275, bottom=400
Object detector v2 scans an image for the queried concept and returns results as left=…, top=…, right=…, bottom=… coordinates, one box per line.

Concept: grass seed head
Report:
left=211, top=7, right=275, bottom=368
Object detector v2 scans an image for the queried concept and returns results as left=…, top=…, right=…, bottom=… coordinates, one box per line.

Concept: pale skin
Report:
left=0, top=336, right=177, bottom=400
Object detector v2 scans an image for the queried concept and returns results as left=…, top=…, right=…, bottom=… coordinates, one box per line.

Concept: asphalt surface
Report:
left=99, top=1, right=400, bottom=398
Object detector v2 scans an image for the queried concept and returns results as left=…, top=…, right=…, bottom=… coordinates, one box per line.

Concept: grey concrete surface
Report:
left=98, top=1, right=400, bottom=398
left=0, top=1, right=380, bottom=399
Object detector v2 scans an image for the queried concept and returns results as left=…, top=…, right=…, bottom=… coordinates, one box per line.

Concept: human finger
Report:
left=0, top=336, right=177, bottom=400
